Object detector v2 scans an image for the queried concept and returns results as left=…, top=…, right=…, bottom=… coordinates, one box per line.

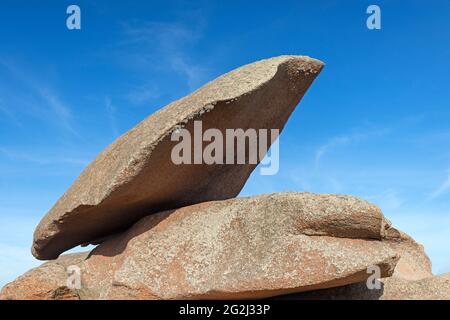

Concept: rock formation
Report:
left=4, top=193, right=404, bottom=300
left=1, top=55, right=446, bottom=301
left=275, top=227, right=448, bottom=300
left=32, top=55, right=324, bottom=261
left=0, top=252, right=88, bottom=300
left=277, top=274, right=450, bottom=300
left=78, top=193, right=399, bottom=299
left=4, top=193, right=444, bottom=300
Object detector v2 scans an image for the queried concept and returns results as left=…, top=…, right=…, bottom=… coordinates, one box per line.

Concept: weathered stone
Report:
left=384, top=227, right=432, bottom=281
left=0, top=252, right=88, bottom=300
left=275, top=229, right=438, bottom=300
left=78, top=193, right=399, bottom=300
left=276, top=274, right=450, bottom=300
left=379, top=274, right=450, bottom=300
left=32, top=56, right=324, bottom=260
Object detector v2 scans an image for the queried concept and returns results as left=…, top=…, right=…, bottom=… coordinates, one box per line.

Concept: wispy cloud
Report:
left=126, top=84, right=160, bottom=105
left=0, top=58, right=77, bottom=135
left=0, top=147, right=88, bottom=167
left=364, top=189, right=403, bottom=211
left=315, top=128, right=390, bottom=166
left=315, top=135, right=354, bottom=165
left=119, top=14, right=210, bottom=91
left=0, top=243, right=40, bottom=288
left=105, top=96, right=119, bottom=137
left=170, top=55, right=208, bottom=90
left=122, top=20, right=202, bottom=48
left=0, top=98, right=22, bottom=127
left=36, top=87, right=74, bottom=131
left=429, top=170, right=450, bottom=200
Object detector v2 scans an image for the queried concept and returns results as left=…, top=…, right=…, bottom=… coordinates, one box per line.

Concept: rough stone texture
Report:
left=276, top=274, right=450, bottom=300
left=384, top=227, right=432, bottom=281
left=78, top=193, right=399, bottom=300
left=0, top=252, right=88, bottom=300
left=379, top=274, right=450, bottom=300
left=275, top=228, right=437, bottom=300
left=32, top=55, right=324, bottom=260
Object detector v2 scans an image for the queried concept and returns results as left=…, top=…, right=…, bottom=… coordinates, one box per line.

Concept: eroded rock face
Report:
left=32, top=56, right=324, bottom=260
left=277, top=274, right=450, bottom=300
left=379, top=274, right=450, bottom=300
left=6, top=193, right=440, bottom=301
left=384, top=228, right=432, bottom=281
left=78, top=193, right=399, bottom=300
left=0, top=252, right=89, bottom=300
left=276, top=230, right=436, bottom=300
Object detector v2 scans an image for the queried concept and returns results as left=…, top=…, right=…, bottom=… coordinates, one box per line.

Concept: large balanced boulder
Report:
left=78, top=193, right=399, bottom=299
left=32, top=56, right=324, bottom=260
left=0, top=252, right=88, bottom=300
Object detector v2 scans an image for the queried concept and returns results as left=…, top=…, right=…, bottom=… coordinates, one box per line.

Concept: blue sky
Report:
left=0, top=0, right=449, bottom=287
